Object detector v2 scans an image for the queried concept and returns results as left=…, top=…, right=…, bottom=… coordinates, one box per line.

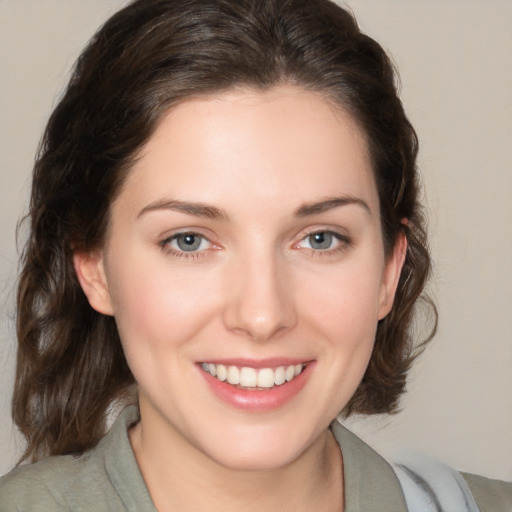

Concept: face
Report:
left=76, top=86, right=405, bottom=471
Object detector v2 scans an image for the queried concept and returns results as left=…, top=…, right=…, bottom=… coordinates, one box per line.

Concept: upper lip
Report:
left=198, top=358, right=313, bottom=369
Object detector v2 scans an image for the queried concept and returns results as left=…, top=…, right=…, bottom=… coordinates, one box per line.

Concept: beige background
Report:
left=1, top=0, right=511, bottom=479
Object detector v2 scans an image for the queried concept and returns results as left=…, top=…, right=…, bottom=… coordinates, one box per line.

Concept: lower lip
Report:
left=199, top=363, right=314, bottom=412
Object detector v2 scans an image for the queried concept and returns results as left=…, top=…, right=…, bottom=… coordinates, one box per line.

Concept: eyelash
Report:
left=295, top=229, right=351, bottom=256
left=158, top=228, right=351, bottom=260
left=159, top=231, right=214, bottom=260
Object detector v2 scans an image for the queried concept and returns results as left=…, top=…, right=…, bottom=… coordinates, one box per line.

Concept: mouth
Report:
left=199, top=359, right=313, bottom=411
left=200, top=362, right=306, bottom=390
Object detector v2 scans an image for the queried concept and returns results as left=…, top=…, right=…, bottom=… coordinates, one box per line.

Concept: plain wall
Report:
left=1, top=0, right=511, bottom=479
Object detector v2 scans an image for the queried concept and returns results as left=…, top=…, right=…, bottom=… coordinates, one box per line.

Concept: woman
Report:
left=0, top=0, right=510, bottom=510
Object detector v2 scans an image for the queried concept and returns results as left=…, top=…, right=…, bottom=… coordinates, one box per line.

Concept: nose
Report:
left=222, top=250, right=297, bottom=342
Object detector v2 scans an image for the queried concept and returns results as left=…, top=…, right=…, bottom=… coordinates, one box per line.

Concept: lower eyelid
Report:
left=158, top=231, right=224, bottom=261
left=159, top=230, right=350, bottom=257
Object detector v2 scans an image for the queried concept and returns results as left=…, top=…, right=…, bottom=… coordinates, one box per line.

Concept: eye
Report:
left=160, top=232, right=212, bottom=255
left=303, top=231, right=335, bottom=250
left=296, top=230, right=348, bottom=252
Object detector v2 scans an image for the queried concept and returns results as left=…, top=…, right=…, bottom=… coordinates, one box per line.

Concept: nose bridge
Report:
left=223, top=243, right=296, bottom=341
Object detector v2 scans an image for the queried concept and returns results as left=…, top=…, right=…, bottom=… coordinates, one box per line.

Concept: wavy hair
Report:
left=14, top=0, right=436, bottom=463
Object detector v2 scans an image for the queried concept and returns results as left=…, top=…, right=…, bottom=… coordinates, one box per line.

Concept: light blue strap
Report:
left=393, top=455, right=480, bottom=512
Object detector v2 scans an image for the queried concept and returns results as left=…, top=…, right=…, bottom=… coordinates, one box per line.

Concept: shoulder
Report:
left=462, top=472, right=512, bottom=512
left=331, top=420, right=408, bottom=512
left=0, top=406, right=147, bottom=512
left=332, top=420, right=512, bottom=512
left=0, top=454, right=92, bottom=509
left=0, top=448, right=113, bottom=511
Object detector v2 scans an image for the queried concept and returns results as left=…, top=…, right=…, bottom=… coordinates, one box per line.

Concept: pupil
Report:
left=310, top=232, right=332, bottom=250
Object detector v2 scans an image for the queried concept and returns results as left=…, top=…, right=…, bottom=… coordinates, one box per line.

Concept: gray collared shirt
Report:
left=1, top=406, right=510, bottom=511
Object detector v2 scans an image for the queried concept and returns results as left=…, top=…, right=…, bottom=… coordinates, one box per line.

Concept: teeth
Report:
left=257, top=368, right=275, bottom=388
left=240, top=367, right=257, bottom=387
left=202, top=363, right=305, bottom=389
left=216, top=364, right=227, bottom=382
left=274, top=366, right=286, bottom=385
left=227, top=366, right=240, bottom=385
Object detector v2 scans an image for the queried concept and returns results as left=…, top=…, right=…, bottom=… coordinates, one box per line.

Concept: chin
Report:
left=205, top=443, right=302, bottom=472
left=193, top=420, right=323, bottom=472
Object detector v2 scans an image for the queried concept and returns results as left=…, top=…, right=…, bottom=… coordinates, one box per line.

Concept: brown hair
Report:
left=14, top=0, right=436, bottom=463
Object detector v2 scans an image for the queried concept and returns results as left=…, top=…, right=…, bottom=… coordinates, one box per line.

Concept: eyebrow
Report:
left=137, top=195, right=370, bottom=221
left=137, top=199, right=229, bottom=220
left=294, top=196, right=371, bottom=217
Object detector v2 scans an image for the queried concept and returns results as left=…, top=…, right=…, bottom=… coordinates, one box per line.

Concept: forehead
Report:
left=115, top=85, right=377, bottom=216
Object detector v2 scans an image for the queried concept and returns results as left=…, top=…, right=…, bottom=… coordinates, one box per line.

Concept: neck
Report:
left=129, top=405, right=344, bottom=512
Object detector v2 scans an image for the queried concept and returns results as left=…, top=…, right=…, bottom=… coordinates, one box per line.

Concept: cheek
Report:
left=107, top=258, right=221, bottom=357
left=298, top=260, right=384, bottom=343
left=292, top=264, right=382, bottom=419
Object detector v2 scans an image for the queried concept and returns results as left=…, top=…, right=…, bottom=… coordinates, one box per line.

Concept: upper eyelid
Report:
left=300, top=232, right=346, bottom=244
left=296, top=226, right=350, bottom=241
left=159, top=228, right=214, bottom=243
left=159, top=232, right=216, bottom=259
left=157, top=226, right=350, bottom=247
left=293, top=228, right=352, bottom=252
left=158, top=232, right=209, bottom=252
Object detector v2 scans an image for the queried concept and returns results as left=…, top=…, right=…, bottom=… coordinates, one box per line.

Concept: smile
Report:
left=200, top=363, right=305, bottom=389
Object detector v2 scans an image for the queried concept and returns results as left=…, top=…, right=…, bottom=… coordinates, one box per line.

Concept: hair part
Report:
left=14, top=0, right=436, bottom=463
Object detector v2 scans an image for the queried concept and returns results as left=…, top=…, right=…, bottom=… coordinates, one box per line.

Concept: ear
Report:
left=377, top=230, right=408, bottom=320
left=73, top=250, right=114, bottom=316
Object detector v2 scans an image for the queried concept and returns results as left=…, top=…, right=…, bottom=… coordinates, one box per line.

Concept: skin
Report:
left=75, top=85, right=406, bottom=512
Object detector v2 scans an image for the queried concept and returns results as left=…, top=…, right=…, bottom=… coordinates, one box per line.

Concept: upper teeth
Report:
left=201, top=363, right=304, bottom=388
